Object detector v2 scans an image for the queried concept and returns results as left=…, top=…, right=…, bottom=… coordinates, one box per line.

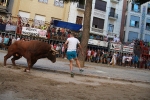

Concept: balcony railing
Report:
left=108, top=30, right=116, bottom=36
left=0, top=0, right=9, bottom=11
left=109, top=12, right=118, bottom=20
left=91, top=27, right=103, bottom=33
left=146, top=26, right=150, bottom=31
left=0, top=5, right=6, bottom=9
left=110, top=0, right=119, bottom=3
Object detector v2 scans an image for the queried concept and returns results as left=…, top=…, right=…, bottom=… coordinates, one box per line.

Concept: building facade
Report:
left=123, top=1, right=150, bottom=42
left=68, top=0, right=124, bottom=39
left=10, top=0, right=70, bottom=25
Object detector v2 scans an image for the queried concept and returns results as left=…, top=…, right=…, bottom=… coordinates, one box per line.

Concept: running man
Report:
left=65, top=32, right=84, bottom=77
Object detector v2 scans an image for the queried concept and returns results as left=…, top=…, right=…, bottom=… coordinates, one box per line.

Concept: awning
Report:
left=53, top=20, right=82, bottom=32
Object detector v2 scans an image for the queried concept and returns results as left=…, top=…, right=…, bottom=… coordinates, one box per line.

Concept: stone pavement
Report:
left=0, top=50, right=150, bottom=83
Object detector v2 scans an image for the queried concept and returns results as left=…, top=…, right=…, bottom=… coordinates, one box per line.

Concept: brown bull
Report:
left=4, top=40, right=57, bottom=72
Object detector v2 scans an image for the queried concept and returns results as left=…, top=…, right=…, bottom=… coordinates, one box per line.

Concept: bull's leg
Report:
left=24, top=58, right=32, bottom=72
left=4, top=54, right=13, bottom=66
left=31, top=59, right=37, bottom=68
left=11, top=54, right=22, bottom=66
left=24, top=59, right=37, bottom=72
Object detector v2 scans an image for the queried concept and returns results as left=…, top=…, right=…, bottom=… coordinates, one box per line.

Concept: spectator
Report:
left=122, top=53, right=127, bottom=66
left=90, top=35, right=94, bottom=39
left=96, top=35, right=100, bottom=40
left=11, top=36, right=16, bottom=44
left=93, top=50, right=97, bottom=62
left=3, top=34, right=9, bottom=46
left=57, top=28, right=61, bottom=36
left=0, top=34, right=2, bottom=49
left=61, top=43, right=65, bottom=58
left=146, top=58, right=150, bottom=70
left=91, top=49, right=95, bottom=62
left=0, top=34, right=2, bottom=43
left=127, top=54, right=132, bottom=67
left=26, top=22, right=30, bottom=27
left=16, top=36, right=20, bottom=41
left=96, top=49, right=100, bottom=63
left=56, top=44, right=61, bottom=57
left=16, top=16, right=22, bottom=34
left=42, top=24, right=47, bottom=30
left=53, top=43, right=57, bottom=50
left=87, top=48, right=91, bottom=62
left=110, top=51, right=117, bottom=66
left=113, top=35, right=118, bottom=42
left=31, top=24, right=35, bottom=28
left=50, top=42, right=54, bottom=49
left=107, top=52, right=112, bottom=65
left=0, top=16, right=3, bottom=24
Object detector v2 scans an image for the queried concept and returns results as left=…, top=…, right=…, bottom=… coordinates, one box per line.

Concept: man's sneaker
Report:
left=79, top=69, right=84, bottom=72
left=70, top=72, right=74, bottom=77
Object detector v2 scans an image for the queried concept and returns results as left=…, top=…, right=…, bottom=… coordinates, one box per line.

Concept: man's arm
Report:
left=64, top=40, right=68, bottom=50
left=78, top=43, right=84, bottom=55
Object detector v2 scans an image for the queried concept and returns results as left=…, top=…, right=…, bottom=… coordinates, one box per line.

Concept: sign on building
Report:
left=5, top=25, right=17, bottom=31
left=88, top=39, right=108, bottom=47
left=122, top=46, right=133, bottom=53
left=110, top=43, right=122, bottom=51
left=22, top=27, right=47, bottom=38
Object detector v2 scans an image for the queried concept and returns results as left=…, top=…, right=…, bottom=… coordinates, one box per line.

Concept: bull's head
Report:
left=47, top=49, right=57, bottom=63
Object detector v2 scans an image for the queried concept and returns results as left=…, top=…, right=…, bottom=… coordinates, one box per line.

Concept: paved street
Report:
left=0, top=50, right=150, bottom=83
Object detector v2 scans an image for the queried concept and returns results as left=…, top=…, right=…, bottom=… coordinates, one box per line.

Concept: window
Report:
left=124, top=15, right=127, bottom=26
left=95, top=0, right=107, bottom=11
left=76, top=16, right=83, bottom=25
left=18, top=11, right=30, bottom=18
left=147, top=4, right=150, bottom=14
left=128, top=31, right=138, bottom=42
left=131, top=3, right=140, bottom=12
left=38, top=0, right=48, bottom=4
left=18, top=11, right=30, bottom=23
left=146, top=18, right=150, bottom=30
left=108, top=24, right=114, bottom=32
left=130, top=15, right=140, bottom=28
left=54, top=0, right=64, bottom=7
left=34, top=15, right=45, bottom=26
left=92, top=17, right=104, bottom=29
left=77, top=0, right=85, bottom=9
left=109, top=8, right=116, bottom=17
left=145, top=34, right=150, bottom=42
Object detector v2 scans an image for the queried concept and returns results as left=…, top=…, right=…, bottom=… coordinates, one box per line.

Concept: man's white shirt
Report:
left=66, top=37, right=80, bottom=51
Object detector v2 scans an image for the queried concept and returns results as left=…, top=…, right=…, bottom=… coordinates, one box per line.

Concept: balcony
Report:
left=0, top=1, right=9, bottom=13
left=77, top=4, right=85, bottom=11
left=91, top=27, right=103, bottom=34
left=109, top=12, right=118, bottom=20
left=110, top=0, right=119, bottom=3
left=146, top=26, right=150, bottom=31
left=107, top=30, right=116, bottom=36
left=0, top=5, right=6, bottom=9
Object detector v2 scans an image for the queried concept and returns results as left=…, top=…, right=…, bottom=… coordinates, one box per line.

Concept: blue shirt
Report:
left=3, top=37, right=9, bottom=45
left=133, top=56, right=138, bottom=62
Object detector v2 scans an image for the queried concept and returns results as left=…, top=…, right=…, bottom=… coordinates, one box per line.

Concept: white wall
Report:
left=125, top=1, right=150, bottom=42
left=68, top=0, right=124, bottom=38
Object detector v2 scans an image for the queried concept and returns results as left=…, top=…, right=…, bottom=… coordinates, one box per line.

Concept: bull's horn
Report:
left=51, top=49, right=57, bottom=52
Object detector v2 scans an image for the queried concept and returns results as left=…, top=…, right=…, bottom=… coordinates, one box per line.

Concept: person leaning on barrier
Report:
left=3, top=34, right=9, bottom=46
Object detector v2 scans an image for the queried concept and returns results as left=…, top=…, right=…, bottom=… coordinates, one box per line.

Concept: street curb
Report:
left=33, top=67, right=150, bottom=85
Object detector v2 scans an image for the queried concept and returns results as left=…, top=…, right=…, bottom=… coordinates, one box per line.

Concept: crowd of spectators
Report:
left=85, top=48, right=150, bottom=70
